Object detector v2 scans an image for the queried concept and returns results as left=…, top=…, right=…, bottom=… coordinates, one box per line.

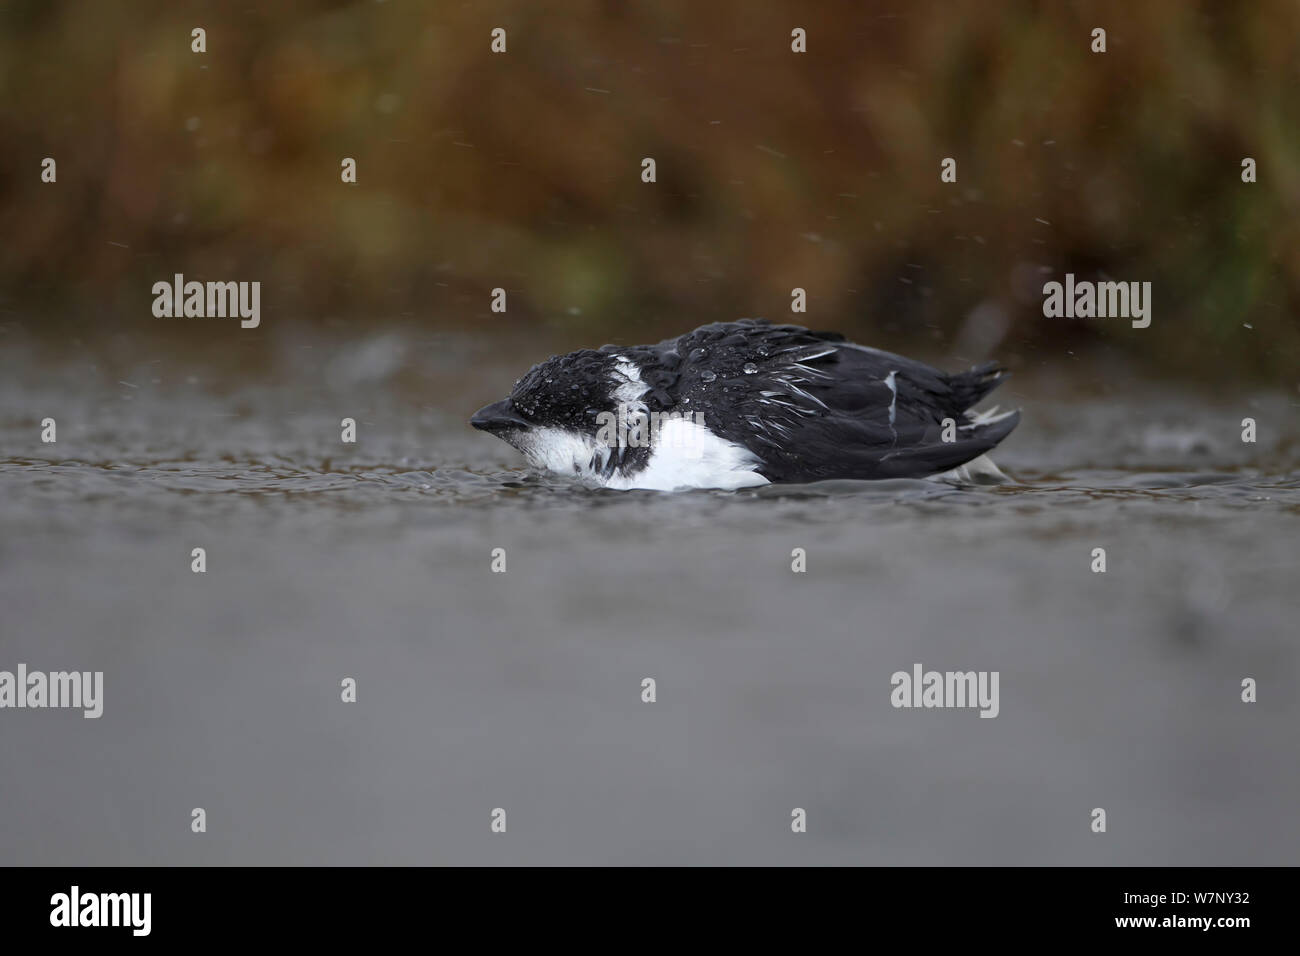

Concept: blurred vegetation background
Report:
left=1, top=0, right=1297, bottom=381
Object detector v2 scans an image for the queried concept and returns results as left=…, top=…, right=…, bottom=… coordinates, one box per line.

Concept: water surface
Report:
left=1, top=329, right=1297, bottom=864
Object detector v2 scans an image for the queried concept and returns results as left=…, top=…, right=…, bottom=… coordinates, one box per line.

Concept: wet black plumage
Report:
left=601, top=319, right=1018, bottom=482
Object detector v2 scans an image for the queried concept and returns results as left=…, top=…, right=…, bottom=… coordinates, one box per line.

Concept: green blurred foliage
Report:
left=1, top=0, right=1297, bottom=380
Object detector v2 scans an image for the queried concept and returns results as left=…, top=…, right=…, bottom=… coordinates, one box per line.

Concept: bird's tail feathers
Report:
left=948, top=362, right=1008, bottom=410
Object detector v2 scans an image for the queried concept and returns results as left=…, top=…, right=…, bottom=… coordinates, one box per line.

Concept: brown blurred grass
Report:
left=1, top=0, right=1297, bottom=381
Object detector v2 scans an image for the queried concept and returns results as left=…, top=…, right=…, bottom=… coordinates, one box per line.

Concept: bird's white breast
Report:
left=519, top=418, right=767, bottom=491
left=604, top=417, right=768, bottom=491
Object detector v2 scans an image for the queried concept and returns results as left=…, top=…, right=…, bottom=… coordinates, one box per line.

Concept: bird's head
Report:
left=470, top=350, right=653, bottom=475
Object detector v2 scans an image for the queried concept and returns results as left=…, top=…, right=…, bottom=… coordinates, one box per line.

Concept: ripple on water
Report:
left=3, top=455, right=1298, bottom=523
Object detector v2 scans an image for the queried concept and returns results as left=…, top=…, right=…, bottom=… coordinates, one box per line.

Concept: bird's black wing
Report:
left=617, top=319, right=1019, bottom=482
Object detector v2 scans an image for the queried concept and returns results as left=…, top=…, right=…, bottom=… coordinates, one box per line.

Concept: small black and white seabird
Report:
left=471, top=319, right=1020, bottom=491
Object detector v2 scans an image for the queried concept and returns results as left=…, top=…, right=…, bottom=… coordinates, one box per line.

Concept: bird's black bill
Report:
left=470, top=399, right=530, bottom=433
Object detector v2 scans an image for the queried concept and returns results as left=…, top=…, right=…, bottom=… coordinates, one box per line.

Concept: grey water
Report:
left=1, top=328, right=1298, bottom=865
